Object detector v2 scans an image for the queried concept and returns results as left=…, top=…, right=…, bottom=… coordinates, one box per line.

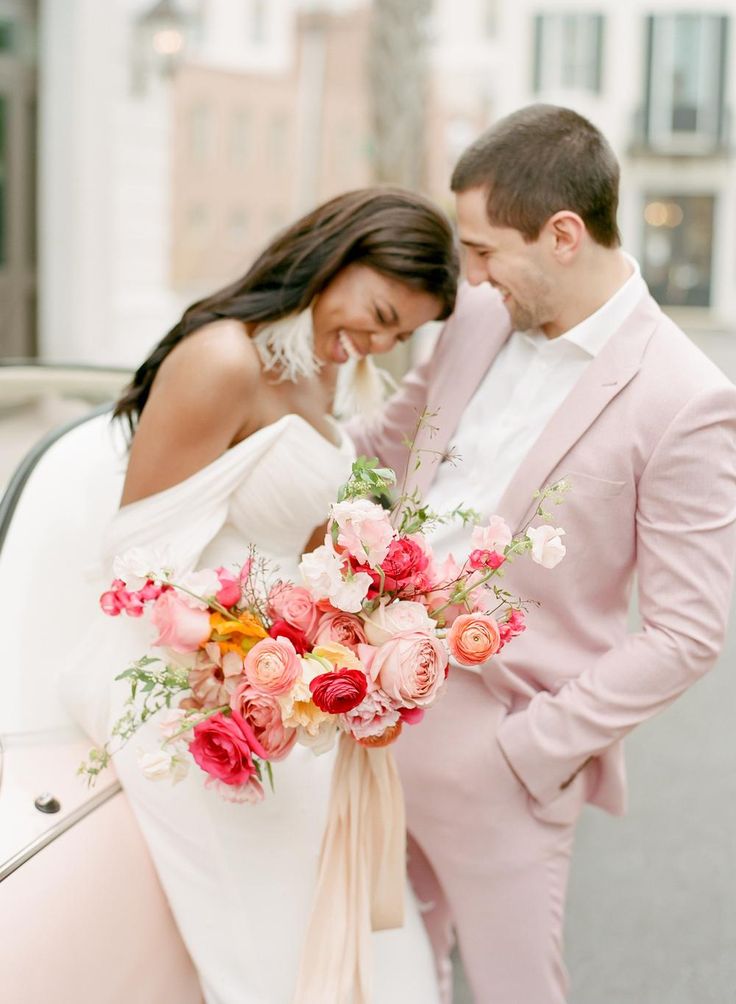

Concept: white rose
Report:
left=138, top=749, right=188, bottom=784
left=363, top=599, right=436, bottom=646
left=526, top=525, right=567, bottom=569
left=296, top=719, right=339, bottom=756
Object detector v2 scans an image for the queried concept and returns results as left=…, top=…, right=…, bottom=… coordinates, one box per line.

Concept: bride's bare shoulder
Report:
left=161, top=318, right=260, bottom=390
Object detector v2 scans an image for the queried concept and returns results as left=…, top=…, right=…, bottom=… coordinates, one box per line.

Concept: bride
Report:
left=77, top=188, right=458, bottom=1004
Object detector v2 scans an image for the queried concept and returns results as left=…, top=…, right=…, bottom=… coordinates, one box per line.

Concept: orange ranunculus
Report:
left=210, top=611, right=268, bottom=655
left=447, top=613, right=501, bottom=666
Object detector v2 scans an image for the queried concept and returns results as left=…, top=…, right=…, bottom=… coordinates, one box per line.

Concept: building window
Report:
left=642, top=194, right=715, bottom=308
left=230, top=108, right=251, bottom=168
left=644, top=14, right=728, bottom=153
left=533, top=13, right=604, bottom=94
left=188, top=102, right=211, bottom=163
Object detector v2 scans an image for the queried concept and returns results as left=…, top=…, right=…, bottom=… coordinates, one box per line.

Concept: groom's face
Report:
left=455, top=187, right=557, bottom=332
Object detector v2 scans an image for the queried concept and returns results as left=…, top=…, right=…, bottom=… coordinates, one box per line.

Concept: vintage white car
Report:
left=0, top=364, right=203, bottom=1003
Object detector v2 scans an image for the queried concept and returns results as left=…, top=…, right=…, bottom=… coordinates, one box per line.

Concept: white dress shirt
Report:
left=425, top=256, right=646, bottom=563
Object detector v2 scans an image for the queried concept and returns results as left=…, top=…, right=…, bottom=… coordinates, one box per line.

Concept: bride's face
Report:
left=311, top=264, right=442, bottom=365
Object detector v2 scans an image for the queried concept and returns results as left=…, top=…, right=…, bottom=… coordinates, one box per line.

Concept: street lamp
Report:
left=131, top=0, right=192, bottom=95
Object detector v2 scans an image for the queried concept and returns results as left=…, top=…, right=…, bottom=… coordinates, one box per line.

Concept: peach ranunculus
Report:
left=447, top=613, right=501, bottom=666
left=188, top=643, right=245, bottom=709
left=314, top=611, right=367, bottom=653
left=369, top=631, right=448, bottom=709
left=362, top=599, right=435, bottom=647
left=230, top=682, right=297, bottom=761
left=267, top=583, right=320, bottom=639
left=151, top=590, right=212, bottom=653
left=244, top=636, right=301, bottom=697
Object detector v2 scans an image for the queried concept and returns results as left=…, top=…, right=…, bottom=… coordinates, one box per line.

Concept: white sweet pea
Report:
left=526, top=525, right=567, bottom=569
left=299, top=543, right=372, bottom=613
left=113, top=546, right=170, bottom=590
left=330, top=498, right=394, bottom=567
left=176, top=569, right=222, bottom=609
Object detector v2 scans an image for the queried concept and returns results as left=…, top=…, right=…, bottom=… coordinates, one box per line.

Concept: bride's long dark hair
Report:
left=114, top=187, right=459, bottom=436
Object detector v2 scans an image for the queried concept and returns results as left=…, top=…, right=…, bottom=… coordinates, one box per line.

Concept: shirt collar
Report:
left=522, top=253, right=646, bottom=359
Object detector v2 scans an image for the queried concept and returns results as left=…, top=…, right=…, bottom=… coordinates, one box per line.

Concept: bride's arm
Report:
left=121, top=321, right=258, bottom=507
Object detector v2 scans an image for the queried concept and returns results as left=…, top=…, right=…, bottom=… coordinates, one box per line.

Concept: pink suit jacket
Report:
left=351, top=281, right=736, bottom=816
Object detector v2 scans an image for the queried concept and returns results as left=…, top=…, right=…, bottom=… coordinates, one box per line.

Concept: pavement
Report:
left=2, top=327, right=735, bottom=1003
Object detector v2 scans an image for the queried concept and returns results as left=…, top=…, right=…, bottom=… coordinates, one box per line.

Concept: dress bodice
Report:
left=198, top=415, right=354, bottom=575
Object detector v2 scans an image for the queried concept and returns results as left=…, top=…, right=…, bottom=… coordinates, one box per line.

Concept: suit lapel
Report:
left=497, top=295, right=661, bottom=532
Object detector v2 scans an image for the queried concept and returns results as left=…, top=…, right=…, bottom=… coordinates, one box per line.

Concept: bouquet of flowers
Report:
left=80, top=456, right=568, bottom=800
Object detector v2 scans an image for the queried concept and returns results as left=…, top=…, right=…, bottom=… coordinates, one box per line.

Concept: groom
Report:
left=351, top=104, right=736, bottom=1003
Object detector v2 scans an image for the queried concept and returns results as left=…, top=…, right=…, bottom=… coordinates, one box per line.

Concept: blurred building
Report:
left=0, top=0, right=733, bottom=370
left=430, top=0, right=736, bottom=334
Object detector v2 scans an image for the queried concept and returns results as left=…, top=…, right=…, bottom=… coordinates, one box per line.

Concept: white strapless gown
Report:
left=71, top=415, right=440, bottom=1004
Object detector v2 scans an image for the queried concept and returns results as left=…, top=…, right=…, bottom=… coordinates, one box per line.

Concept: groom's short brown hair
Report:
left=451, top=104, right=621, bottom=248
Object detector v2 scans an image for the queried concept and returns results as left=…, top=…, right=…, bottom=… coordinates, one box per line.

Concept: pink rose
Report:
left=314, top=611, right=367, bottom=653
left=230, top=683, right=297, bottom=761
left=267, top=583, right=319, bottom=639
left=151, top=590, right=212, bottom=653
left=363, top=599, right=435, bottom=646
left=369, top=631, right=448, bottom=709
left=309, top=668, right=369, bottom=714
left=188, top=643, right=245, bottom=709
left=447, top=613, right=501, bottom=666
left=189, top=710, right=267, bottom=786
left=244, top=636, right=301, bottom=697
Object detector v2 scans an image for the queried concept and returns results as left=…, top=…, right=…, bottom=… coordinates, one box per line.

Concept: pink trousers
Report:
left=396, top=670, right=587, bottom=1004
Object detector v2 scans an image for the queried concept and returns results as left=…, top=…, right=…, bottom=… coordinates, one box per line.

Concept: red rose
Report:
left=309, top=668, right=369, bottom=714
left=381, top=537, right=430, bottom=591
left=189, top=710, right=268, bottom=786
left=268, top=619, right=310, bottom=655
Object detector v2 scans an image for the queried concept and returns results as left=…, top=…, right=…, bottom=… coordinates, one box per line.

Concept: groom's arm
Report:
left=498, top=383, right=736, bottom=806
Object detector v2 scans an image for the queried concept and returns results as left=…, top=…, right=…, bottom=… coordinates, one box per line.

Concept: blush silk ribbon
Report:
left=293, top=734, right=406, bottom=1004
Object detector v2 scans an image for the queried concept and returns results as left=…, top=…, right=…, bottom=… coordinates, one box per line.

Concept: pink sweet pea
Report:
left=471, top=516, right=512, bottom=553
left=215, top=567, right=241, bottom=608
left=151, top=590, right=212, bottom=653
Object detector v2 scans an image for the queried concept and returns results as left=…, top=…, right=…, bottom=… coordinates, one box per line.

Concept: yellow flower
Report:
left=209, top=611, right=268, bottom=655
left=311, top=642, right=364, bottom=673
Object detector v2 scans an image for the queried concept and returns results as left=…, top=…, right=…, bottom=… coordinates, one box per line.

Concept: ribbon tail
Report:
left=293, top=734, right=406, bottom=1004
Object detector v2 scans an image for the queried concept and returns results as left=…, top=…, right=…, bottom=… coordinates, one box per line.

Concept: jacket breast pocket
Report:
left=561, top=470, right=626, bottom=500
